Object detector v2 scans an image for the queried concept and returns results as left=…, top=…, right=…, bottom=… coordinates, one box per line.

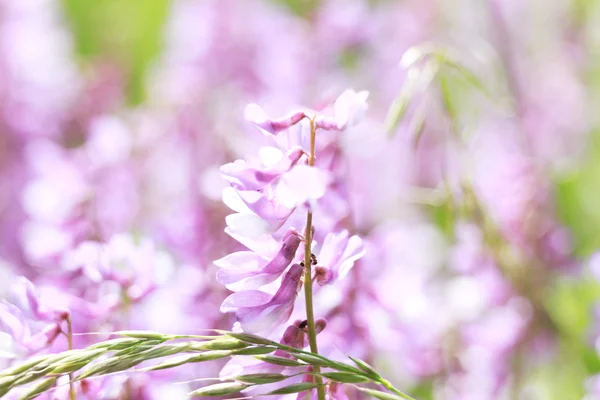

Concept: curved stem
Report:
left=303, top=118, right=325, bottom=400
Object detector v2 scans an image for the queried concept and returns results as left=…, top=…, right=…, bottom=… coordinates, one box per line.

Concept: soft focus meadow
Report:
left=2, top=0, right=600, bottom=399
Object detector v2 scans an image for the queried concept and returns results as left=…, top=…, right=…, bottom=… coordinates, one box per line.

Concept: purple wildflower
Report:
left=215, top=228, right=303, bottom=291
left=220, top=264, right=304, bottom=332
left=314, top=230, right=366, bottom=285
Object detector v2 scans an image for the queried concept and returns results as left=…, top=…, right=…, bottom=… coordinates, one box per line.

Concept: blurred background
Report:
left=2, top=0, right=600, bottom=399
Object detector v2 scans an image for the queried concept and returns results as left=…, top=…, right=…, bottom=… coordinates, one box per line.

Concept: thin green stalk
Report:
left=66, top=315, right=76, bottom=400
left=303, top=118, right=325, bottom=400
left=380, top=378, right=417, bottom=400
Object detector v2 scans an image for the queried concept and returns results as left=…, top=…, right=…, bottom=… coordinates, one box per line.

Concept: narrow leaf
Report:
left=188, top=382, right=250, bottom=397
left=254, top=355, right=305, bottom=367
left=88, top=337, right=141, bottom=350
left=76, top=356, right=144, bottom=380
left=443, top=59, right=491, bottom=97
left=18, top=377, right=58, bottom=400
left=142, top=343, right=192, bottom=360
left=0, top=355, right=48, bottom=377
left=292, top=353, right=334, bottom=367
left=348, top=356, right=381, bottom=379
left=320, top=371, right=370, bottom=383
left=51, top=360, right=91, bottom=374
left=114, top=330, right=173, bottom=340
left=12, top=367, right=54, bottom=386
left=224, top=332, right=275, bottom=346
left=384, top=85, right=411, bottom=136
left=234, top=373, right=289, bottom=384
left=139, top=354, right=194, bottom=371
left=112, top=341, right=163, bottom=357
left=264, top=382, right=319, bottom=395
left=0, top=376, right=18, bottom=396
left=54, top=348, right=106, bottom=367
left=186, top=350, right=233, bottom=362
left=189, top=338, right=247, bottom=351
left=232, top=346, right=277, bottom=355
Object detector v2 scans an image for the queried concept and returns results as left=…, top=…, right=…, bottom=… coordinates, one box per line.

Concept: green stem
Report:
left=66, top=314, right=76, bottom=400
left=303, top=118, right=326, bottom=400
left=380, top=378, right=417, bottom=400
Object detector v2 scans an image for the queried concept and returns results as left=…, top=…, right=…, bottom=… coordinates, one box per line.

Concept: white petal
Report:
left=222, top=187, right=253, bottom=213
left=226, top=213, right=272, bottom=238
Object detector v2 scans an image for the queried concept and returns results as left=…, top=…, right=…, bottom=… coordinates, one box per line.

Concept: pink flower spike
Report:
left=216, top=229, right=303, bottom=290
left=245, top=103, right=307, bottom=135
left=220, top=264, right=304, bottom=332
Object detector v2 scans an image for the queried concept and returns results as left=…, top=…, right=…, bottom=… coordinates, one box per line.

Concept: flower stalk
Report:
left=66, top=314, right=75, bottom=400
left=303, top=117, right=325, bottom=400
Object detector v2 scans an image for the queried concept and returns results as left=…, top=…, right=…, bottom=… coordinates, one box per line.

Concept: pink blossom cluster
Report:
left=0, top=0, right=598, bottom=399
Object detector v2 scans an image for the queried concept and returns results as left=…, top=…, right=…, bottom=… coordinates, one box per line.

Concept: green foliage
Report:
left=555, top=131, right=600, bottom=257
left=0, top=330, right=415, bottom=399
left=273, top=0, right=320, bottom=18
left=61, top=0, right=169, bottom=104
left=384, top=44, right=493, bottom=144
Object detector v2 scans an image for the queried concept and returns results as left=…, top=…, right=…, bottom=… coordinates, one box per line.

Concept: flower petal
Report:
left=245, top=104, right=307, bottom=135
left=220, top=291, right=272, bottom=312
left=273, top=165, right=329, bottom=209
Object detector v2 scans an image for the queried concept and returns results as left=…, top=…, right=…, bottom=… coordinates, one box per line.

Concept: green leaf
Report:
left=442, top=58, right=491, bottom=98
left=112, top=340, right=163, bottom=358
left=141, top=343, right=192, bottom=360
left=348, top=356, right=381, bottom=379
left=0, top=355, right=49, bottom=377
left=186, top=350, right=234, bottom=362
left=138, top=354, right=195, bottom=372
left=189, top=338, right=248, bottom=351
left=18, top=377, right=58, bottom=400
left=264, top=382, right=319, bottom=395
left=12, top=367, right=54, bottom=386
left=232, top=346, right=277, bottom=355
left=234, top=373, right=289, bottom=384
left=136, top=350, right=232, bottom=372
left=51, top=360, right=91, bottom=375
left=254, top=355, right=306, bottom=367
left=114, top=331, right=172, bottom=340
left=88, top=337, right=141, bottom=350
left=292, top=353, right=334, bottom=367
left=384, top=85, right=412, bottom=136
left=188, top=382, right=250, bottom=397
left=76, top=356, right=145, bottom=380
left=0, top=376, right=18, bottom=397
left=320, top=371, right=370, bottom=383
left=385, top=60, right=438, bottom=138
left=224, top=332, right=276, bottom=346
